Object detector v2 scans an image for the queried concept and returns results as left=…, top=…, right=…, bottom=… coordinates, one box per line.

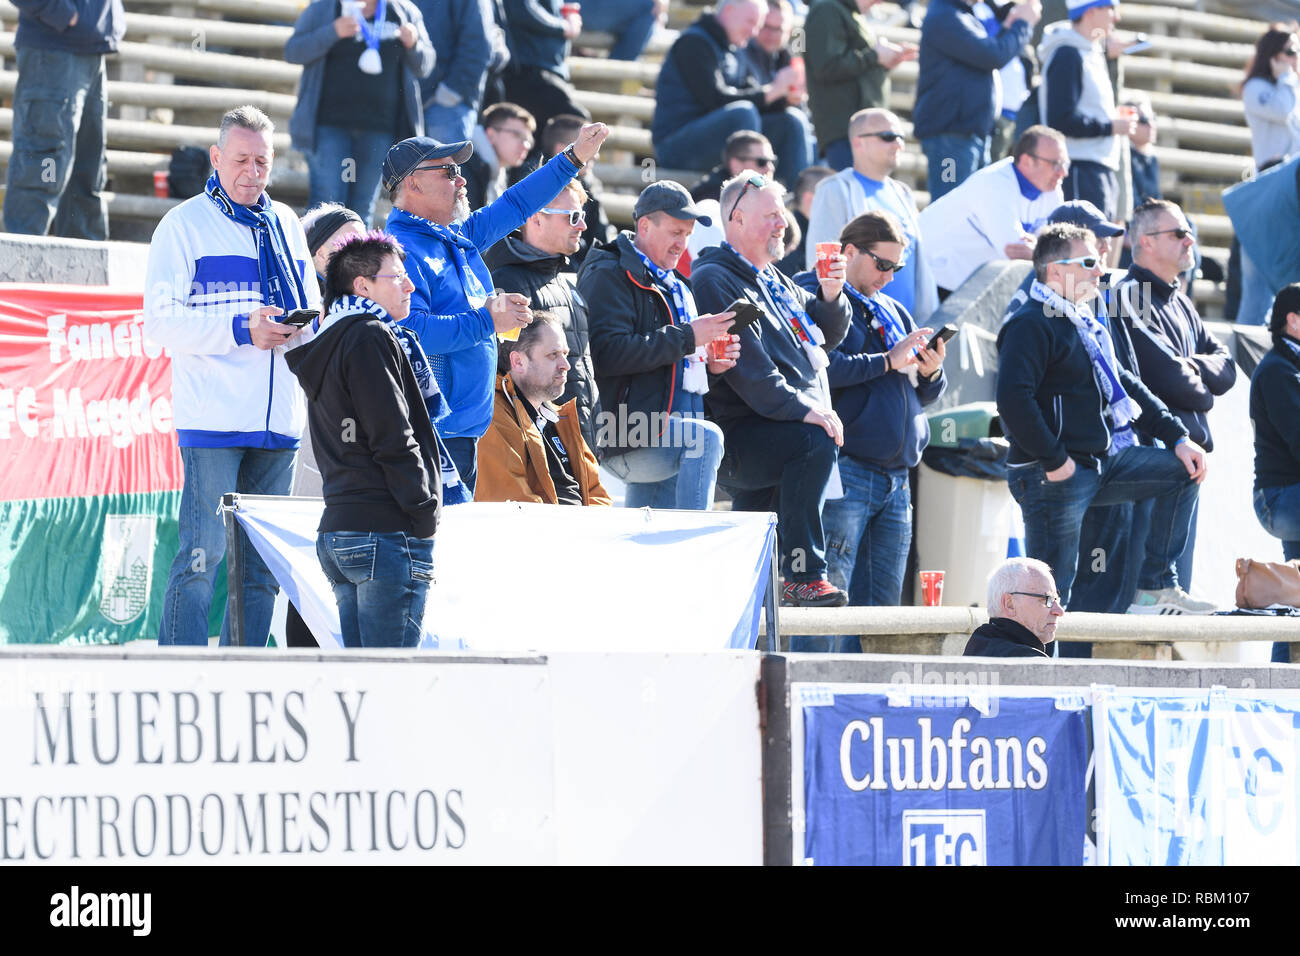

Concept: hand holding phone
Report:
left=282, top=308, right=320, bottom=328
left=927, top=324, right=958, bottom=351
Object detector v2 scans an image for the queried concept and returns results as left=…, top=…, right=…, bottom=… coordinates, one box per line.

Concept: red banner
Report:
left=0, top=284, right=182, bottom=501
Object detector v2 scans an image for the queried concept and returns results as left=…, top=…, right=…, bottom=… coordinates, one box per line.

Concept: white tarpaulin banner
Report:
left=232, top=499, right=777, bottom=652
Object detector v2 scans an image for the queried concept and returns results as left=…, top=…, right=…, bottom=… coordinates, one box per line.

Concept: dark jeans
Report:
left=581, top=0, right=658, bottom=60
left=317, top=531, right=435, bottom=648
left=823, top=457, right=911, bottom=607
left=159, top=446, right=298, bottom=647
left=1063, top=159, right=1119, bottom=223
left=306, top=125, right=394, bottom=227
left=3, top=47, right=109, bottom=240
left=657, top=101, right=814, bottom=189
left=503, top=64, right=590, bottom=135
left=1006, top=446, right=1198, bottom=609
left=920, top=132, right=989, bottom=201
left=1254, top=484, right=1300, bottom=663
left=444, top=436, right=478, bottom=496
left=719, top=418, right=836, bottom=583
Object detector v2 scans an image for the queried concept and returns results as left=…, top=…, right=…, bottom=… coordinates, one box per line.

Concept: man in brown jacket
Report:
left=477, top=311, right=611, bottom=505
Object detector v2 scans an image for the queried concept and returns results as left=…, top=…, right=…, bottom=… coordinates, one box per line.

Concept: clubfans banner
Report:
left=0, top=285, right=202, bottom=644
left=232, top=497, right=777, bottom=651
left=795, top=685, right=1089, bottom=865
left=1094, top=688, right=1300, bottom=865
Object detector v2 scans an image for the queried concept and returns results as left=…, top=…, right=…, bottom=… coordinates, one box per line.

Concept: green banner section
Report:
left=0, top=492, right=226, bottom=645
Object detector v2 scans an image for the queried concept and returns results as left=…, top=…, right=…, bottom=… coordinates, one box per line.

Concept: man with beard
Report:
left=383, top=121, right=609, bottom=492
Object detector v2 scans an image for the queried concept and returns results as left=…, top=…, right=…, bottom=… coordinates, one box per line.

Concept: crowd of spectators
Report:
left=11, top=0, right=1300, bottom=651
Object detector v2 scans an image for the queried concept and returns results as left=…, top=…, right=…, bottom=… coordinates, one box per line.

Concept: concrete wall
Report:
left=0, top=233, right=150, bottom=290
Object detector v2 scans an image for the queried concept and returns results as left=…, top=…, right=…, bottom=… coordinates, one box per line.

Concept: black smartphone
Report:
left=724, top=291, right=766, bottom=332
left=282, top=309, right=320, bottom=328
left=927, top=324, right=958, bottom=351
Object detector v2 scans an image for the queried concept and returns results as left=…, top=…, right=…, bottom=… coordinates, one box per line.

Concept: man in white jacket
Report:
left=804, top=107, right=939, bottom=321
left=144, top=106, right=320, bottom=647
left=918, top=124, right=1068, bottom=294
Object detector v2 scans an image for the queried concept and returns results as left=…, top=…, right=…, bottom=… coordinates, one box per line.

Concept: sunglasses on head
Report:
left=1052, top=255, right=1100, bottom=269
left=540, top=206, right=587, bottom=226
left=1146, top=227, right=1192, bottom=240
left=866, top=249, right=905, bottom=273
left=857, top=131, right=906, bottom=143
left=727, top=174, right=768, bottom=222
left=413, top=162, right=461, bottom=181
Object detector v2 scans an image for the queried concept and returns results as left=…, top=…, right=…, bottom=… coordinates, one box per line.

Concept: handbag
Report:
left=1234, top=557, right=1300, bottom=609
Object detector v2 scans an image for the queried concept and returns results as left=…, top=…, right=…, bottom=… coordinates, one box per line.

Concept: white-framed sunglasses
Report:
left=539, top=207, right=586, bottom=226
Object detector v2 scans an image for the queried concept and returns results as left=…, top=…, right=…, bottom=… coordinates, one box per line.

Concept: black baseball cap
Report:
left=382, top=137, right=475, bottom=192
left=633, top=181, right=713, bottom=226
left=1047, top=200, right=1124, bottom=238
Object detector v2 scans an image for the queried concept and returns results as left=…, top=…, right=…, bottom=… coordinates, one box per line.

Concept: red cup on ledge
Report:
left=153, top=170, right=169, bottom=198
left=815, top=242, right=841, bottom=279
left=920, top=570, right=945, bottom=607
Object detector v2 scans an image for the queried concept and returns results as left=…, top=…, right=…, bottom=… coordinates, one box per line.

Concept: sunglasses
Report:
left=1146, top=227, right=1192, bottom=240
left=738, top=154, right=778, bottom=170
left=540, top=206, right=587, bottom=226
left=727, top=174, right=768, bottom=222
left=866, top=249, right=905, bottom=273
left=414, top=162, right=461, bottom=181
left=857, top=131, right=906, bottom=143
left=1284, top=46, right=1300, bottom=56
left=1052, top=255, right=1100, bottom=269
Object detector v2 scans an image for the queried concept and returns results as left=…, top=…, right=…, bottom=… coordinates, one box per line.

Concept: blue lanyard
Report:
left=842, top=282, right=906, bottom=350
left=357, top=0, right=388, bottom=52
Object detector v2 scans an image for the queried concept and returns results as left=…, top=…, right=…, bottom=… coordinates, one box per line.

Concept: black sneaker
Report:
left=782, top=579, right=848, bottom=608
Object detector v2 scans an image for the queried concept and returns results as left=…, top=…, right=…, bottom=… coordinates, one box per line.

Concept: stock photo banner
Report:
left=797, top=686, right=1089, bottom=865
left=0, top=284, right=203, bottom=645
left=1094, top=689, right=1300, bottom=866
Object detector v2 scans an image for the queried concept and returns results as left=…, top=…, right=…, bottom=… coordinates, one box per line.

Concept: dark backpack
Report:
left=168, top=146, right=211, bottom=199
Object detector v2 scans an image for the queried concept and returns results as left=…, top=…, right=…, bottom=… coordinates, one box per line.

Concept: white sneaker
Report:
left=1127, top=587, right=1217, bottom=615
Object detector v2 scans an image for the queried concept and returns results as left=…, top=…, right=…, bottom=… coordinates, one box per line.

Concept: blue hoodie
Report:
left=12, top=0, right=124, bottom=53
left=385, top=150, right=579, bottom=440
left=796, top=271, right=945, bottom=472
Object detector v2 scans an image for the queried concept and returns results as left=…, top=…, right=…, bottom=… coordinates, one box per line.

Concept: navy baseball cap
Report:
left=633, top=181, right=713, bottom=226
left=1048, top=199, right=1124, bottom=237
left=382, top=137, right=475, bottom=192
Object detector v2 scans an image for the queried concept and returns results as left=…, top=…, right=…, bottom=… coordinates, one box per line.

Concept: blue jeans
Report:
left=159, top=446, right=298, bottom=647
left=317, top=531, right=435, bottom=648
left=720, top=418, right=836, bottom=583
left=306, top=125, right=394, bottom=227
left=602, top=415, right=725, bottom=510
left=1254, top=484, right=1300, bottom=662
left=823, top=457, right=911, bottom=607
left=3, top=47, right=108, bottom=240
left=657, top=101, right=813, bottom=187
left=1006, top=446, right=1198, bottom=609
left=423, top=100, right=476, bottom=146
left=581, top=0, right=658, bottom=61
left=921, top=133, right=989, bottom=201
left=444, top=436, right=478, bottom=496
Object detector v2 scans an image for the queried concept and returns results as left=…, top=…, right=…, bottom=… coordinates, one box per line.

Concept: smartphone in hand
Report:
left=927, top=324, right=958, bottom=351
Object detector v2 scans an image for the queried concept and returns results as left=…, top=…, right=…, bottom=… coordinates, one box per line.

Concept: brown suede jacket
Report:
left=477, top=373, right=612, bottom=506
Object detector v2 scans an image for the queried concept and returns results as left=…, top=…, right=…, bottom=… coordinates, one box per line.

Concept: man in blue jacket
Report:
left=996, top=223, right=1215, bottom=616
left=795, top=210, right=946, bottom=629
left=3, top=0, right=124, bottom=239
left=414, top=0, right=494, bottom=144
left=913, top=0, right=1038, bottom=200
left=383, top=121, right=609, bottom=492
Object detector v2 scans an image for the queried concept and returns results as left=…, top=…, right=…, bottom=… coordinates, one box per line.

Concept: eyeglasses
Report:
left=866, top=249, right=905, bottom=273
left=856, top=131, right=906, bottom=143
left=491, top=126, right=535, bottom=150
left=737, top=154, right=778, bottom=170
left=1145, top=227, right=1192, bottom=240
left=539, top=207, right=587, bottom=226
left=1029, top=153, right=1070, bottom=173
left=1284, top=46, right=1300, bottom=56
left=1009, top=591, right=1063, bottom=609
left=727, top=174, right=768, bottom=222
left=1052, top=255, right=1099, bottom=269
left=414, top=162, right=461, bottom=181
left=371, top=271, right=411, bottom=283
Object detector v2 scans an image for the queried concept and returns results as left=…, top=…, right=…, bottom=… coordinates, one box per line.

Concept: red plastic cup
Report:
left=707, top=334, right=732, bottom=362
left=153, top=170, right=169, bottom=198
left=920, top=570, right=945, bottom=607
left=815, top=242, right=841, bottom=279
left=561, top=2, right=581, bottom=16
